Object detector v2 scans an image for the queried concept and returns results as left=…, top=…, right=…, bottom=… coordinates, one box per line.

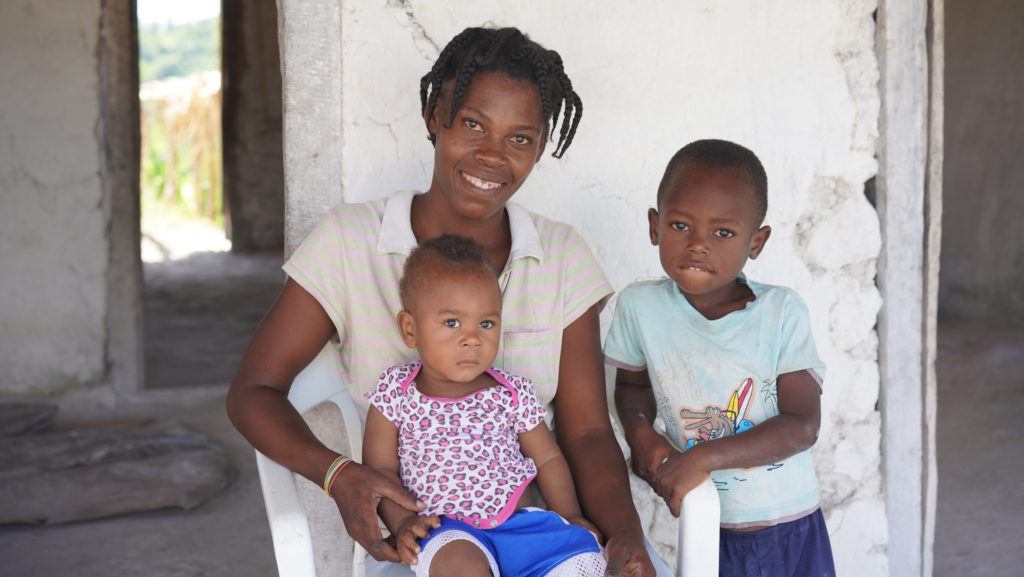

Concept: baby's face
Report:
left=402, top=269, right=502, bottom=384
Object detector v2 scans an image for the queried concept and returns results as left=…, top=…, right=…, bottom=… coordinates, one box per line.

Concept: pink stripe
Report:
left=444, top=475, right=535, bottom=528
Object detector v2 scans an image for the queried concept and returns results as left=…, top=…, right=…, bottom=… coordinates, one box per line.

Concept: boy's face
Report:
left=398, top=269, right=502, bottom=385
left=648, top=164, right=771, bottom=302
left=426, top=72, right=547, bottom=221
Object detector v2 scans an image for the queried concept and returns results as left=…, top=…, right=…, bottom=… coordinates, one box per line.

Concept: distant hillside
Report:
left=139, top=17, right=219, bottom=84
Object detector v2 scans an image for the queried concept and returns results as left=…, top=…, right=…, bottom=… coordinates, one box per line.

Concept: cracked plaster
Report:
left=322, top=0, right=890, bottom=572
left=0, top=0, right=109, bottom=395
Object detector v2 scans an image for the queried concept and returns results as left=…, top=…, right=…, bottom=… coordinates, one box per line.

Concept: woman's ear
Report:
left=397, top=310, right=417, bottom=348
left=748, top=225, right=772, bottom=259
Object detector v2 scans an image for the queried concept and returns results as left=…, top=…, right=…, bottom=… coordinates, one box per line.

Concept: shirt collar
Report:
left=377, top=191, right=545, bottom=264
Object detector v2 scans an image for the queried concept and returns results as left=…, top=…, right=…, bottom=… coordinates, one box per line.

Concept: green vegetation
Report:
left=139, top=17, right=219, bottom=84
left=139, top=17, right=222, bottom=228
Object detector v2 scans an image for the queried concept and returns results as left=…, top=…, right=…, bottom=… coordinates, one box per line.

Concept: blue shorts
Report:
left=415, top=508, right=604, bottom=577
left=719, top=508, right=836, bottom=577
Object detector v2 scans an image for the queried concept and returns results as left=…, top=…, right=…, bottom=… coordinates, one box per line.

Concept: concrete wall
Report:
left=941, top=0, right=1024, bottom=324
left=223, top=0, right=285, bottom=252
left=283, top=0, right=886, bottom=572
left=0, top=0, right=111, bottom=395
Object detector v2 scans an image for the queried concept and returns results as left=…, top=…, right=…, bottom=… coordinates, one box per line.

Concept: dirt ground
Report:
left=1, top=239, right=1020, bottom=575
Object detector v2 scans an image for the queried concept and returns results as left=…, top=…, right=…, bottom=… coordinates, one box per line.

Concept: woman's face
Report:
left=426, top=72, right=547, bottom=221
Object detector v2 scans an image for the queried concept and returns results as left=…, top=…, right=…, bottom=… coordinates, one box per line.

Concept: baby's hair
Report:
left=657, top=139, right=769, bottom=224
left=420, top=27, right=582, bottom=158
left=400, top=234, right=499, bottom=310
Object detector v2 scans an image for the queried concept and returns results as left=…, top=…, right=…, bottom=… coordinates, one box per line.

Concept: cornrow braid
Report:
left=420, top=27, right=583, bottom=158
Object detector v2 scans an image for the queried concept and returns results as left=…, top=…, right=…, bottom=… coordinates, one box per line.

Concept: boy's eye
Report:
left=714, top=229, right=735, bottom=238
left=463, top=119, right=483, bottom=132
left=443, top=319, right=461, bottom=329
left=479, top=320, right=496, bottom=329
left=670, top=222, right=689, bottom=231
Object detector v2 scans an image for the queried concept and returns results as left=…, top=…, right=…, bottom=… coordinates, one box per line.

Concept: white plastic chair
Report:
left=256, top=345, right=720, bottom=577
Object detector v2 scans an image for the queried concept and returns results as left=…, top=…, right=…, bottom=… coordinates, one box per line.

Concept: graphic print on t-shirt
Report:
left=678, top=377, right=757, bottom=450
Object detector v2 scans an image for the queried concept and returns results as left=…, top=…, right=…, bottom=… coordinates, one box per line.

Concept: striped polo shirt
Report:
left=283, top=191, right=614, bottom=412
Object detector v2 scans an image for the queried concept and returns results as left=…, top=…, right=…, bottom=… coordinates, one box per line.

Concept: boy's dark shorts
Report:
left=719, top=508, right=836, bottom=577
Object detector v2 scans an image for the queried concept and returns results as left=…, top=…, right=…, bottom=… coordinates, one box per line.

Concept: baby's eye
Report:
left=443, top=319, right=461, bottom=329
left=479, top=320, right=496, bottom=329
left=510, top=135, right=531, bottom=145
left=714, top=228, right=735, bottom=238
left=670, top=222, right=689, bottom=232
left=463, top=119, right=483, bottom=132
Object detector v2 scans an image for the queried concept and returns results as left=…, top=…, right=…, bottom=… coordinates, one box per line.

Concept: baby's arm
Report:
left=518, top=424, right=600, bottom=538
left=362, top=406, right=439, bottom=564
left=654, top=369, right=821, bottom=516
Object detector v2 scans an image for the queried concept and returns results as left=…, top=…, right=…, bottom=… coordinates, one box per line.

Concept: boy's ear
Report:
left=397, top=310, right=417, bottom=348
left=647, top=208, right=660, bottom=246
left=748, top=225, right=772, bottom=259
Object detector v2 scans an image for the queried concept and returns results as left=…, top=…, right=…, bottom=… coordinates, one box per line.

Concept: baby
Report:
left=606, top=140, right=836, bottom=576
left=363, top=234, right=607, bottom=577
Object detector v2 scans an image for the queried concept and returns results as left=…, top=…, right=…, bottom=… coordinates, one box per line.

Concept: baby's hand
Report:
left=566, top=516, right=604, bottom=544
left=395, top=515, right=440, bottom=565
left=652, top=448, right=710, bottom=517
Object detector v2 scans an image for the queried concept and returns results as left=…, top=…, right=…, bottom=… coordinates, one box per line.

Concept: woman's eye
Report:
left=479, top=320, right=495, bottom=329
left=714, top=229, right=735, bottom=238
left=443, top=319, right=461, bottom=329
left=670, top=222, right=689, bottom=231
left=464, top=119, right=483, bottom=132
left=510, top=135, right=531, bottom=145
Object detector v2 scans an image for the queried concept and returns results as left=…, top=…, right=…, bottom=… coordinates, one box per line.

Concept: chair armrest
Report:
left=676, top=477, right=720, bottom=577
left=256, top=451, right=318, bottom=577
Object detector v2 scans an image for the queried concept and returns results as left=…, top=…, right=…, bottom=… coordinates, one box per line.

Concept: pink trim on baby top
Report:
left=397, top=361, right=530, bottom=528
left=398, top=362, right=521, bottom=407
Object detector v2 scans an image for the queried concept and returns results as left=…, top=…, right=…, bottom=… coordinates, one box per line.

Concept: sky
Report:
left=137, top=0, right=220, bottom=25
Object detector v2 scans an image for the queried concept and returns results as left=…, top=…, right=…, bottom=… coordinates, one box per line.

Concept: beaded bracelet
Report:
left=323, top=455, right=353, bottom=496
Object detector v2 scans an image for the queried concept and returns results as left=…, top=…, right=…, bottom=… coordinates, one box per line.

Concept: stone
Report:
left=0, top=422, right=231, bottom=525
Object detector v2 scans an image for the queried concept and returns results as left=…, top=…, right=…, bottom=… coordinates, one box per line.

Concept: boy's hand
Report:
left=394, top=515, right=440, bottom=565
left=628, top=426, right=678, bottom=485
left=652, top=448, right=711, bottom=517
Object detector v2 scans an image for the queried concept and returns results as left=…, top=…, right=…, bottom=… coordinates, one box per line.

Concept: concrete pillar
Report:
left=223, top=0, right=285, bottom=252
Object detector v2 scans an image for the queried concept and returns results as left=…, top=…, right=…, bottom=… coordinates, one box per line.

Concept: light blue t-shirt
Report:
left=604, top=276, right=825, bottom=527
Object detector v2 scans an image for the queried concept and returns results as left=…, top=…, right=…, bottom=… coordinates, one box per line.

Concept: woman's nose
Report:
left=474, top=137, right=505, bottom=167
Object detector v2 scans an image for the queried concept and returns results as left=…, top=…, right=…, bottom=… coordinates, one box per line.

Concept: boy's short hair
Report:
left=656, top=139, right=769, bottom=224
left=399, top=234, right=498, bottom=310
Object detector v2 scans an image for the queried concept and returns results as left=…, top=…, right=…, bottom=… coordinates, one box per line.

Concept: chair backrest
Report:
left=256, top=344, right=366, bottom=577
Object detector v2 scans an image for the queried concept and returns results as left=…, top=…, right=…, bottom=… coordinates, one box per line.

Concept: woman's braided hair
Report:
left=420, top=27, right=582, bottom=158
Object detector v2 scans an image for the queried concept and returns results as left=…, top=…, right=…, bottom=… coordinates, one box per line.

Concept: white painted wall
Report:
left=323, top=0, right=887, bottom=572
left=0, top=0, right=109, bottom=395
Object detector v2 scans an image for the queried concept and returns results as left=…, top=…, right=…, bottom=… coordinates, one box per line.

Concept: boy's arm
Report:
left=654, top=369, right=821, bottom=516
left=362, top=406, right=439, bottom=563
left=614, top=366, right=678, bottom=485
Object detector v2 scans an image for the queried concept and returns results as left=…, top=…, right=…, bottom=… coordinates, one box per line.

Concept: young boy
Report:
left=605, top=140, right=836, bottom=575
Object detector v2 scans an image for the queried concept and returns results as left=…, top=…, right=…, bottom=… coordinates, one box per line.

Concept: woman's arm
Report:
left=225, top=279, right=422, bottom=562
left=554, top=304, right=655, bottom=577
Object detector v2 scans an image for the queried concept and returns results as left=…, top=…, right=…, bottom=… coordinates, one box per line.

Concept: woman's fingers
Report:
left=371, top=469, right=426, bottom=512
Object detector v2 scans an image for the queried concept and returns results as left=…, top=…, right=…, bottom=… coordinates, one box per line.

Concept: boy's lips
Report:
left=678, top=262, right=714, bottom=273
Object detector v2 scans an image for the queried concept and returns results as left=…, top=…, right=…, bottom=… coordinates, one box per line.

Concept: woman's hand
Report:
left=567, top=516, right=604, bottom=544
left=393, top=514, right=440, bottom=564
left=330, top=463, right=427, bottom=562
left=651, top=447, right=711, bottom=518
left=603, top=532, right=657, bottom=577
